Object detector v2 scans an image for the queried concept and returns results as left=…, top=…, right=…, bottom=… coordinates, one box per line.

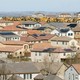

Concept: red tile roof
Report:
left=32, top=42, right=53, bottom=49
left=0, top=21, right=27, bottom=31
left=72, top=64, right=80, bottom=74
left=27, top=30, right=42, bottom=35
left=0, top=46, right=22, bottom=52
left=0, top=41, right=27, bottom=45
left=0, top=25, right=27, bottom=31
left=23, top=34, right=55, bottom=42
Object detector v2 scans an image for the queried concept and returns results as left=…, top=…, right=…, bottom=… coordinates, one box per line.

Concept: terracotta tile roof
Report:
left=0, top=46, right=22, bottom=52
left=0, top=21, right=27, bottom=31
left=0, top=41, right=27, bottom=45
left=0, top=25, right=27, bottom=31
left=32, top=42, right=53, bottom=49
left=39, top=22, right=46, bottom=25
left=37, top=34, right=55, bottom=40
left=51, top=36, right=72, bottom=42
left=72, top=64, right=80, bottom=74
left=21, top=34, right=55, bottom=42
left=27, top=30, right=42, bottom=35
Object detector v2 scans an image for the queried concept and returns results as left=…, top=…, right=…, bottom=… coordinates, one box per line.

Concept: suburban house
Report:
left=0, top=25, right=27, bottom=35
left=0, top=32, right=20, bottom=41
left=0, top=62, right=40, bottom=80
left=18, top=21, right=41, bottom=29
left=51, top=36, right=78, bottom=48
left=21, top=34, right=56, bottom=44
left=0, top=41, right=30, bottom=58
left=34, top=62, right=67, bottom=79
left=51, top=28, right=74, bottom=38
left=72, top=25, right=80, bottom=43
left=31, top=42, right=76, bottom=62
left=65, top=64, right=80, bottom=80
left=0, top=21, right=14, bottom=27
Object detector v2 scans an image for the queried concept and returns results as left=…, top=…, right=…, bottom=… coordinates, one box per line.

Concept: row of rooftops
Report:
left=31, top=47, right=74, bottom=53
left=0, top=20, right=80, bottom=32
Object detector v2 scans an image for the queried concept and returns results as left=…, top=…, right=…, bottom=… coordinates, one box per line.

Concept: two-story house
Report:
left=0, top=31, right=20, bottom=41
left=51, top=36, right=77, bottom=48
left=0, top=25, right=27, bottom=35
left=72, top=26, right=80, bottom=43
left=65, top=64, right=80, bottom=80
left=51, top=28, right=74, bottom=38
left=0, top=41, right=31, bottom=58
left=31, top=43, right=76, bottom=62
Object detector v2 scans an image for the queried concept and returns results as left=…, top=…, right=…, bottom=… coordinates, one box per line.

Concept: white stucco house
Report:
left=65, top=64, right=80, bottom=80
left=18, top=21, right=41, bottom=29
left=0, top=31, right=20, bottom=41
left=51, top=36, right=78, bottom=48
left=31, top=47, right=76, bottom=62
left=51, top=28, right=74, bottom=38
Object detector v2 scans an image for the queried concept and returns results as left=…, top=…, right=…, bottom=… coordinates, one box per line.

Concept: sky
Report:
left=0, top=0, right=80, bottom=12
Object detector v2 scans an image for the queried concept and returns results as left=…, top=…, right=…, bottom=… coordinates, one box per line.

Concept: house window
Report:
left=15, top=37, right=17, bottom=39
left=68, top=33, right=70, bottom=36
left=75, top=75, right=78, bottom=79
left=57, top=41, right=58, bottom=44
left=66, top=42, right=67, bottom=45
left=71, top=33, right=73, bottom=36
left=27, top=74, right=30, bottom=79
left=69, top=73, right=70, bottom=80
left=63, top=53, right=66, bottom=56
left=30, top=74, right=32, bottom=79
left=62, top=42, right=64, bottom=45
left=49, top=53, right=51, bottom=56
left=72, top=74, right=74, bottom=80
left=15, top=52, right=17, bottom=56
left=35, top=53, right=37, bottom=56
left=39, top=53, right=41, bottom=56
left=20, top=52, right=22, bottom=56
left=24, top=74, right=26, bottom=79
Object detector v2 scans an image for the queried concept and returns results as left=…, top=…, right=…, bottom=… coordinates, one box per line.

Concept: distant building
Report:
left=32, top=13, right=45, bottom=18
left=59, top=13, right=71, bottom=18
left=18, top=21, right=41, bottom=29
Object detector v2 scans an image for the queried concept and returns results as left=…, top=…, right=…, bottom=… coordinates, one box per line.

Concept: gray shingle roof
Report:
left=0, top=62, right=40, bottom=74
left=34, top=74, right=63, bottom=80
left=34, top=62, right=63, bottom=75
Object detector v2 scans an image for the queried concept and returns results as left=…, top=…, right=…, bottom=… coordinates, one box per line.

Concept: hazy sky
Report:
left=0, top=0, right=80, bottom=12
